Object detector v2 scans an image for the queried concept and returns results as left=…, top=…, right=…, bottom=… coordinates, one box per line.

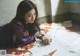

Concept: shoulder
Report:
left=15, top=21, right=23, bottom=26
left=16, top=21, right=23, bottom=25
left=12, top=21, right=24, bottom=28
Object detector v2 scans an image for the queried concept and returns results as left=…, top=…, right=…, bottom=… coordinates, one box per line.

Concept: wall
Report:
left=36, top=0, right=51, bottom=18
left=0, top=0, right=22, bottom=25
left=69, top=3, right=80, bottom=14
left=51, top=0, right=80, bottom=23
left=51, top=0, right=80, bottom=16
left=51, top=0, right=69, bottom=17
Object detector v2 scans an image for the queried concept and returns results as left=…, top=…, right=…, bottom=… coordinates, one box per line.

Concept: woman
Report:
left=0, top=0, right=51, bottom=49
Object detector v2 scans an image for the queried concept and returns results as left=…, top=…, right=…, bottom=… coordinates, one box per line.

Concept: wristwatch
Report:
left=37, top=34, right=44, bottom=40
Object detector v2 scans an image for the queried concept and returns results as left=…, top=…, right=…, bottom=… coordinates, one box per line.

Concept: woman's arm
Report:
left=13, top=22, right=35, bottom=47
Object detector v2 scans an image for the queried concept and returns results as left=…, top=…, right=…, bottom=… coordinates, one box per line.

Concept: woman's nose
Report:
left=32, top=15, right=35, bottom=20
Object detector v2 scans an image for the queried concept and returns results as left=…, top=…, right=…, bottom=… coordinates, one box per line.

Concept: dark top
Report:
left=0, top=21, right=36, bottom=49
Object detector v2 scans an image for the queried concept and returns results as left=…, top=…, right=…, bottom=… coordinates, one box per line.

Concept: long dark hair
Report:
left=10, top=0, right=40, bottom=35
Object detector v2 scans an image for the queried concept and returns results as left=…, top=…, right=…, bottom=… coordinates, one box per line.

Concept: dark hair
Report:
left=11, top=0, right=40, bottom=35
left=11, top=0, right=38, bottom=23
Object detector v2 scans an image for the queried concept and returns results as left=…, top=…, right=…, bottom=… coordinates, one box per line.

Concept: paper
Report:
left=29, top=23, right=80, bottom=56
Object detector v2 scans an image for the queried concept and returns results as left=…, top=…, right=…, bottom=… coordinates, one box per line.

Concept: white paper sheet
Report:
left=29, top=23, right=80, bottom=56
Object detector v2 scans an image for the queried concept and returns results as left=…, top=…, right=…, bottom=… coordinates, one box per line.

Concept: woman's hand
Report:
left=34, top=31, right=40, bottom=37
left=35, top=32, right=52, bottom=45
left=41, top=35, right=52, bottom=45
left=35, top=30, right=46, bottom=37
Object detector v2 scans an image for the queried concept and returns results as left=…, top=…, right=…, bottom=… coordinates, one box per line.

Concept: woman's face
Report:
left=24, top=9, right=36, bottom=24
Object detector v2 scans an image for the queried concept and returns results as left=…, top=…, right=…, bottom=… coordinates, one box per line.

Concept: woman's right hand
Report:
left=34, top=31, right=40, bottom=37
left=41, top=35, right=52, bottom=45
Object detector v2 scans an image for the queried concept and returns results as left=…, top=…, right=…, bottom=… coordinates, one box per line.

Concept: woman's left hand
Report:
left=41, top=35, right=52, bottom=45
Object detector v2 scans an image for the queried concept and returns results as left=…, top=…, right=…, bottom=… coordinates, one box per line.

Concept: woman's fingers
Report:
left=35, top=31, right=39, bottom=37
left=42, top=37, right=52, bottom=45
